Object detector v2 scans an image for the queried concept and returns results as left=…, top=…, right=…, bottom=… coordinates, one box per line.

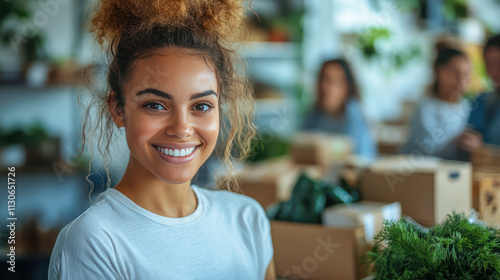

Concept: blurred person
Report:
left=457, top=34, right=500, bottom=155
left=48, top=0, right=275, bottom=279
left=301, top=58, right=377, bottom=159
left=400, top=47, right=471, bottom=158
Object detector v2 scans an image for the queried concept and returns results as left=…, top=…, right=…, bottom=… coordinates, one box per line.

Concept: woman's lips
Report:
left=153, top=144, right=200, bottom=165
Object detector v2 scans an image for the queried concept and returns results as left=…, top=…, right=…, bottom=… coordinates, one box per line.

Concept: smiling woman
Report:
left=47, top=1, right=275, bottom=279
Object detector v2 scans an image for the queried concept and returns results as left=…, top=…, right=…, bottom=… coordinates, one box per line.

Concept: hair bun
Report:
left=434, top=34, right=464, bottom=53
left=89, top=0, right=245, bottom=47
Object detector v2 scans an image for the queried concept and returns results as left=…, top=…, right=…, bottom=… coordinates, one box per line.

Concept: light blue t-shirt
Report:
left=300, top=98, right=377, bottom=159
left=48, top=185, right=273, bottom=280
left=400, top=96, right=471, bottom=159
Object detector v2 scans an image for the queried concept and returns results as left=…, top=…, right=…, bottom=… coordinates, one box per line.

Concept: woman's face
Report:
left=436, top=56, right=471, bottom=99
left=484, top=46, right=500, bottom=90
left=319, top=63, right=349, bottom=113
left=113, top=48, right=219, bottom=185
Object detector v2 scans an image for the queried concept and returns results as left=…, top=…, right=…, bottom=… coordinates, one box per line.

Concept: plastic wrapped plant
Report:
left=366, top=213, right=500, bottom=279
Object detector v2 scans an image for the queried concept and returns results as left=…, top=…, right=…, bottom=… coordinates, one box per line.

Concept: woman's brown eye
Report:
left=194, top=103, right=212, bottom=111
left=145, top=103, right=165, bottom=110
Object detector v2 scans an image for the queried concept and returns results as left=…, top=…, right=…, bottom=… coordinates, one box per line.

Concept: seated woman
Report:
left=457, top=34, right=500, bottom=156
left=300, top=58, right=376, bottom=159
left=400, top=47, right=471, bottom=159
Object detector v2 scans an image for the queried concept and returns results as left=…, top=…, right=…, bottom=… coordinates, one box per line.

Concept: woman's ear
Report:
left=107, top=91, right=125, bottom=128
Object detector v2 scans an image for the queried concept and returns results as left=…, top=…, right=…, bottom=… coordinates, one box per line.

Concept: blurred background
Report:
left=1, top=0, right=500, bottom=279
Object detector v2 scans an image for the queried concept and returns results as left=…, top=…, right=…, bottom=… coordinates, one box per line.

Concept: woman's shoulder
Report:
left=195, top=185, right=263, bottom=210
left=54, top=191, right=118, bottom=244
left=412, top=95, right=445, bottom=114
left=49, top=191, right=121, bottom=280
left=194, top=186, right=268, bottom=220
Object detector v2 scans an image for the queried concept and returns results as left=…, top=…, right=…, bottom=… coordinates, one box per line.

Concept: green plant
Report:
left=443, top=0, right=468, bottom=20
left=357, top=27, right=392, bottom=59
left=0, top=0, right=47, bottom=63
left=366, top=213, right=500, bottom=279
left=0, top=123, right=49, bottom=148
left=356, top=27, right=422, bottom=71
left=246, top=134, right=290, bottom=162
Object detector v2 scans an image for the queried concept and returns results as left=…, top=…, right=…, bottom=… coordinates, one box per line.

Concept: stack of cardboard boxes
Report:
left=472, top=145, right=500, bottom=226
left=235, top=132, right=372, bottom=279
left=235, top=132, right=499, bottom=280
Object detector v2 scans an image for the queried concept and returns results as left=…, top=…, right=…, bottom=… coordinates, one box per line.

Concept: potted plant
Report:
left=0, top=0, right=49, bottom=86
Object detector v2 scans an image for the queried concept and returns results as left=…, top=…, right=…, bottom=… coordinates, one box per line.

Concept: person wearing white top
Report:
left=48, top=0, right=275, bottom=279
left=400, top=47, right=472, bottom=159
left=49, top=185, right=273, bottom=279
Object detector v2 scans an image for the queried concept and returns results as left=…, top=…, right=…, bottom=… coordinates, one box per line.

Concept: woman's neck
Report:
left=321, top=102, right=347, bottom=118
left=113, top=156, right=198, bottom=218
left=436, top=87, right=461, bottom=104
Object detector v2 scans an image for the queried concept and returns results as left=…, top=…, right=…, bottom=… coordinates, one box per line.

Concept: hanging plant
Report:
left=442, top=0, right=468, bottom=21
left=356, top=27, right=392, bottom=60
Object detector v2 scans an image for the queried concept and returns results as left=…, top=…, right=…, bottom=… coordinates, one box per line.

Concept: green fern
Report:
left=366, top=213, right=500, bottom=280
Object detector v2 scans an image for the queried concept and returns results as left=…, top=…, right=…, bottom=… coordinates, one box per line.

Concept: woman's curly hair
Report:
left=79, top=0, right=256, bottom=192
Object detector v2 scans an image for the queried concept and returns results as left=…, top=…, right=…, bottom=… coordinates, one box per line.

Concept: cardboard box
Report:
left=234, top=157, right=322, bottom=208
left=472, top=145, right=500, bottom=173
left=290, top=132, right=352, bottom=167
left=473, top=171, right=500, bottom=220
left=271, top=221, right=367, bottom=280
left=322, top=201, right=402, bottom=243
left=376, top=123, right=408, bottom=156
left=484, top=216, right=500, bottom=227
left=360, top=156, right=472, bottom=227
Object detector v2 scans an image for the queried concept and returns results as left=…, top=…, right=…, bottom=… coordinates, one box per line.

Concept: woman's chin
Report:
left=156, top=170, right=196, bottom=186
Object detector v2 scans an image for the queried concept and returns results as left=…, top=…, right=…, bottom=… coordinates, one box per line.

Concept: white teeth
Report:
left=156, top=146, right=197, bottom=157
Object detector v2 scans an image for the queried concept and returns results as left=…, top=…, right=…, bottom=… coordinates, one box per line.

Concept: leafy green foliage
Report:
left=357, top=27, right=392, bottom=59
left=367, top=213, right=500, bottom=279
left=443, top=0, right=468, bottom=20
left=0, top=0, right=47, bottom=62
left=267, top=174, right=359, bottom=224
left=0, top=122, right=49, bottom=147
left=246, top=134, right=289, bottom=162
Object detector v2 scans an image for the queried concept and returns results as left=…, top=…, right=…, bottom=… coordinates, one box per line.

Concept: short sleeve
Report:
left=48, top=221, right=120, bottom=280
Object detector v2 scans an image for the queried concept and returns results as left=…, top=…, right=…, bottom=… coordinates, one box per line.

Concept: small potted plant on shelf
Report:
left=0, top=0, right=49, bottom=86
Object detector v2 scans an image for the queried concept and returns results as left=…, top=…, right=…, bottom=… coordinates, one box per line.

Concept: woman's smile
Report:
left=152, top=143, right=202, bottom=165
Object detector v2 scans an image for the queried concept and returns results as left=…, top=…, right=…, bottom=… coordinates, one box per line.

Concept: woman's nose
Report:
left=165, top=109, right=193, bottom=139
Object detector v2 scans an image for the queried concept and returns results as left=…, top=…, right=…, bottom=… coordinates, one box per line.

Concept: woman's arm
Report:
left=265, top=257, right=276, bottom=280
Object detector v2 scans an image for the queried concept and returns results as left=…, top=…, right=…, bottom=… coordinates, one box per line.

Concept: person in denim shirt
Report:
left=458, top=34, right=500, bottom=156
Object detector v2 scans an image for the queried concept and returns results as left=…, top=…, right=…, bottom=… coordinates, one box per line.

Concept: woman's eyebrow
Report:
left=135, top=88, right=217, bottom=100
left=190, top=90, right=217, bottom=100
left=136, top=88, right=172, bottom=99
